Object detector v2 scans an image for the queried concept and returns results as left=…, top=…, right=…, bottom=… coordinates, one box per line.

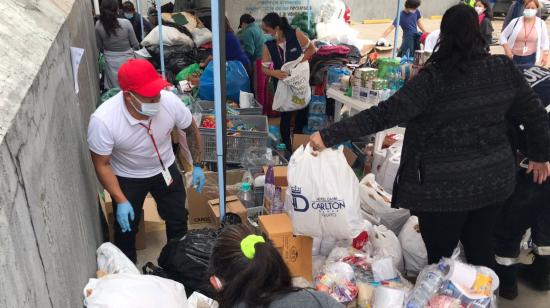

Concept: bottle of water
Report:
left=238, top=182, right=255, bottom=208
left=406, top=264, right=447, bottom=308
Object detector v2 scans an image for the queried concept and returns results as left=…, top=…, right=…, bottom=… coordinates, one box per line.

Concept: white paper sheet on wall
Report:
left=70, top=47, right=85, bottom=94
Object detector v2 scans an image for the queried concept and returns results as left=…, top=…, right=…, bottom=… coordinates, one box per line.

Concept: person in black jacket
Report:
left=474, top=0, right=494, bottom=51
left=121, top=1, right=152, bottom=41
left=494, top=64, right=550, bottom=300
left=310, top=5, right=550, bottom=269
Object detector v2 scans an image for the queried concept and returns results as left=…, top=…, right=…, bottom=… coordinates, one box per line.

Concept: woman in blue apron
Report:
left=260, top=12, right=316, bottom=151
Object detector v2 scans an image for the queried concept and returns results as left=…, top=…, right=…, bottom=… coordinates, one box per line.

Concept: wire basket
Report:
left=200, top=115, right=268, bottom=164
left=196, top=99, right=263, bottom=115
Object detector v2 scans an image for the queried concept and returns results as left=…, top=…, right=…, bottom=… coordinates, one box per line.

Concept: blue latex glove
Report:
left=192, top=166, right=206, bottom=193
left=116, top=201, right=135, bottom=233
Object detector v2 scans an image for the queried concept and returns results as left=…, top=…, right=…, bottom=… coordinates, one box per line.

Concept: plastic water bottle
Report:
left=238, top=182, right=255, bottom=208
left=276, top=143, right=290, bottom=161
left=406, top=264, right=447, bottom=308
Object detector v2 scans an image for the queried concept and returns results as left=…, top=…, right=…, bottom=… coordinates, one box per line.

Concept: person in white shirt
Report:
left=88, top=59, right=205, bottom=262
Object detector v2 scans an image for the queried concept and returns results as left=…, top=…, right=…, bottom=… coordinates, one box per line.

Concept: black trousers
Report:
left=414, top=202, right=502, bottom=269
left=280, top=108, right=308, bottom=151
left=495, top=170, right=550, bottom=262
left=112, top=163, right=187, bottom=263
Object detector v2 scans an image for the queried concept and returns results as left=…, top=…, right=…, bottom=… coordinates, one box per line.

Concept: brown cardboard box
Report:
left=262, top=166, right=288, bottom=187
left=207, top=196, right=248, bottom=226
left=185, top=170, right=245, bottom=225
left=292, top=134, right=357, bottom=167
left=259, top=213, right=313, bottom=281
left=101, top=192, right=146, bottom=250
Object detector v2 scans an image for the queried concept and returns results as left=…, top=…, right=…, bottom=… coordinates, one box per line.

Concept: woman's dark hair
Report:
left=240, top=14, right=256, bottom=28
left=100, top=0, right=121, bottom=37
left=208, top=224, right=297, bottom=308
left=225, top=17, right=234, bottom=33
left=405, top=0, right=421, bottom=9
left=476, top=0, right=493, bottom=18
left=427, top=4, right=488, bottom=77
left=262, top=12, right=293, bottom=32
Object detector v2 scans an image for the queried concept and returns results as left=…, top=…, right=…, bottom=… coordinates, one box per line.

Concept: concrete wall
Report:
left=0, top=0, right=102, bottom=307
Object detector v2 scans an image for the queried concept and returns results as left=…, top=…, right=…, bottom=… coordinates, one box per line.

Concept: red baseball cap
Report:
left=118, top=59, right=170, bottom=97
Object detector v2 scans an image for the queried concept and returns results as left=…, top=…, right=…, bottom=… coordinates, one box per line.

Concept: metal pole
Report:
left=307, top=0, right=311, bottom=30
left=155, top=0, right=166, bottom=78
left=211, top=0, right=227, bottom=219
left=135, top=0, right=145, bottom=41
left=392, top=0, right=403, bottom=58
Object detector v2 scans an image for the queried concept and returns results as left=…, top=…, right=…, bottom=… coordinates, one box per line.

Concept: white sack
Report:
left=370, top=225, right=404, bottom=274
left=273, top=56, right=311, bottom=112
left=96, top=242, right=140, bottom=275
left=83, top=274, right=189, bottom=308
left=187, top=292, right=218, bottom=308
left=191, top=27, right=212, bottom=46
left=398, top=216, right=428, bottom=277
left=142, top=26, right=194, bottom=47
left=359, top=173, right=410, bottom=235
left=286, top=144, right=363, bottom=239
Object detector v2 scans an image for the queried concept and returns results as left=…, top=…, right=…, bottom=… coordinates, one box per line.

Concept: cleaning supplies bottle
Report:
left=238, top=182, right=255, bottom=208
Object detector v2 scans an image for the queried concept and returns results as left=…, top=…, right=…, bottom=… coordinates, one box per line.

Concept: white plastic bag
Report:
left=273, top=56, right=311, bottom=112
left=398, top=216, right=428, bottom=277
left=191, top=27, right=212, bottom=46
left=370, top=225, right=404, bottom=274
left=187, top=292, right=218, bottom=308
left=83, top=274, right=189, bottom=308
left=97, top=242, right=140, bottom=275
left=359, top=174, right=410, bottom=235
left=285, top=144, right=363, bottom=239
left=142, top=26, right=194, bottom=48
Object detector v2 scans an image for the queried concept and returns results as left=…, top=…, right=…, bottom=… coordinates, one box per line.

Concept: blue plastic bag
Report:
left=328, top=66, right=351, bottom=86
left=199, top=61, right=250, bottom=102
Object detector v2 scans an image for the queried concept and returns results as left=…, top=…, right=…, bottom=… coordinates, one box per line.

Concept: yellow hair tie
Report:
left=240, top=234, right=266, bottom=260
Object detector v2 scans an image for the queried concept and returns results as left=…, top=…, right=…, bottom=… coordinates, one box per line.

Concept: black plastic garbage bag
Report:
left=157, top=228, right=218, bottom=297
left=146, top=45, right=210, bottom=76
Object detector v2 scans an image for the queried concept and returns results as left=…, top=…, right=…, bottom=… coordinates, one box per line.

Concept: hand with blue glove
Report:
left=191, top=165, right=206, bottom=193
left=116, top=201, right=135, bottom=233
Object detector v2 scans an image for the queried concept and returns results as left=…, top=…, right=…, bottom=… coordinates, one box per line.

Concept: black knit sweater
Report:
left=320, top=55, right=550, bottom=212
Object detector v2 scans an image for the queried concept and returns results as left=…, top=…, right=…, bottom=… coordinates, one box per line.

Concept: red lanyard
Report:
left=277, top=43, right=286, bottom=64
left=524, top=21, right=536, bottom=46
left=139, top=120, right=166, bottom=170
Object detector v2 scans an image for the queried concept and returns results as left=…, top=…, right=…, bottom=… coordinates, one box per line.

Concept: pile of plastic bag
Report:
left=406, top=249, right=499, bottom=308
left=83, top=243, right=219, bottom=308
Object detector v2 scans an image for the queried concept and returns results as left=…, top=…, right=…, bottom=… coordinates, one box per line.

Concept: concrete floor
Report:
left=137, top=17, right=550, bottom=307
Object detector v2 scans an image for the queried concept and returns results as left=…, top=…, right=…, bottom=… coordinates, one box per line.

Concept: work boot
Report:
left=519, top=255, right=550, bottom=291
left=495, top=264, right=519, bottom=300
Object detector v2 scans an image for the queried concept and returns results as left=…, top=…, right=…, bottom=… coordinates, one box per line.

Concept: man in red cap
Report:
left=88, top=59, right=205, bottom=262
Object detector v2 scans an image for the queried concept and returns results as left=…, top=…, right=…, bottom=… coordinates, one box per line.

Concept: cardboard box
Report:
left=292, top=134, right=358, bottom=167
left=185, top=170, right=245, bottom=225
left=259, top=213, right=313, bottom=281
left=207, top=196, right=248, bottom=226
left=262, top=166, right=288, bottom=187
left=101, top=192, right=146, bottom=250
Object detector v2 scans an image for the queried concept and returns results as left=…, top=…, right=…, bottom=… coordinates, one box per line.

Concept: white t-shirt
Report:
left=88, top=90, right=192, bottom=178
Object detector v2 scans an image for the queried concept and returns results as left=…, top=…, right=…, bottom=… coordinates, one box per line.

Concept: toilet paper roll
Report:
left=372, top=286, right=405, bottom=308
left=380, top=154, right=401, bottom=194
left=372, top=149, right=387, bottom=176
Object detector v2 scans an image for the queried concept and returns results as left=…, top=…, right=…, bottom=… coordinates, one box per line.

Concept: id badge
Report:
left=523, top=46, right=529, bottom=55
left=161, top=168, right=173, bottom=186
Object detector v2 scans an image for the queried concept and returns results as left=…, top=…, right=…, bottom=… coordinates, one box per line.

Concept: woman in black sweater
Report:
left=310, top=5, right=550, bottom=269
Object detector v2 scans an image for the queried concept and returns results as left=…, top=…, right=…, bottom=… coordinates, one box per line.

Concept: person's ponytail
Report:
left=100, top=0, right=121, bottom=37
left=210, top=225, right=296, bottom=308
left=280, top=17, right=293, bottom=31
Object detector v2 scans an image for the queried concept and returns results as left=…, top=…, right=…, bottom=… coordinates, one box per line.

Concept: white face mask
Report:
left=475, top=7, right=486, bottom=15
left=408, top=9, right=417, bottom=14
left=130, top=92, right=160, bottom=117
left=524, top=9, right=538, bottom=18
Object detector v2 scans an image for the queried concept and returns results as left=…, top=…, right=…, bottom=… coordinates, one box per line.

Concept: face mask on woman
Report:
left=524, top=9, right=538, bottom=18
left=475, top=7, right=485, bottom=15
left=124, top=13, right=134, bottom=19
